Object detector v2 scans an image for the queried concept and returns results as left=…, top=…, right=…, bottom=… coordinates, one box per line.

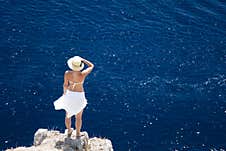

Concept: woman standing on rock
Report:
left=54, top=56, right=94, bottom=137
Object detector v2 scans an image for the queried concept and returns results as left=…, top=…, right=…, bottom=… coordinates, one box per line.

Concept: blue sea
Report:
left=0, top=0, right=226, bottom=150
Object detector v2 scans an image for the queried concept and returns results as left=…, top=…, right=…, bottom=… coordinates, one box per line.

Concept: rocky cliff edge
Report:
left=6, top=129, right=113, bottom=151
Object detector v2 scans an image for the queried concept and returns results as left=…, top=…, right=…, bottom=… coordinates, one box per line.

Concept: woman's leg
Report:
left=75, top=110, right=83, bottom=136
left=65, top=112, right=72, bottom=133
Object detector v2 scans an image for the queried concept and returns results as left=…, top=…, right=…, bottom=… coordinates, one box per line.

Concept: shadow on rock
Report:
left=55, top=137, right=88, bottom=151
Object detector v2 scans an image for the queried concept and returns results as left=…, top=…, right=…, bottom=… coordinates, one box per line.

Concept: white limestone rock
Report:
left=89, top=137, right=113, bottom=151
left=33, top=129, right=48, bottom=146
left=6, top=129, right=113, bottom=151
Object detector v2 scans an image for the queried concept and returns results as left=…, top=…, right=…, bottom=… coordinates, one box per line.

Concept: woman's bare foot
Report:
left=76, top=132, right=85, bottom=139
left=67, top=128, right=73, bottom=137
left=76, top=132, right=80, bottom=138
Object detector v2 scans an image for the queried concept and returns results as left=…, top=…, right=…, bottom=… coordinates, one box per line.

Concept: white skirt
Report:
left=54, top=90, right=87, bottom=118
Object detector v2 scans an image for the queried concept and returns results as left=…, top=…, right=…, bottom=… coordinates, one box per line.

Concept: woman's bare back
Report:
left=66, top=71, right=85, bottom=92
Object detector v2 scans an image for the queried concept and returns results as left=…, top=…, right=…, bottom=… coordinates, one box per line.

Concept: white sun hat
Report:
left=67, top=56, right=84, bottom=71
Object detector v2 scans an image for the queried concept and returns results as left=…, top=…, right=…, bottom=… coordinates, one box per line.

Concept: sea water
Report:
left=0, top=0, right=226, bottom=150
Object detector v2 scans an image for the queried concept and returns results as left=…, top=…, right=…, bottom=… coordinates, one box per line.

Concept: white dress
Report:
left=54, top=90, right=87, bottom=118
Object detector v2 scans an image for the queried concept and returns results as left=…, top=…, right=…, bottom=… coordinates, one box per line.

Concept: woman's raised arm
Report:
left=80, top=57, right=94, bottom=76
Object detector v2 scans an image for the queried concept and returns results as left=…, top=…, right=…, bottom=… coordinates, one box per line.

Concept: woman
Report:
left=54, top=56, right=94, bottom=137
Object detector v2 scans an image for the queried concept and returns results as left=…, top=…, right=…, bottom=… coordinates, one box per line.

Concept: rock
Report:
left=6, top=129, right=113, bottom=151
left=34, top=129, right=48, bottom=146
left=89, top=137, right=113, bottom=151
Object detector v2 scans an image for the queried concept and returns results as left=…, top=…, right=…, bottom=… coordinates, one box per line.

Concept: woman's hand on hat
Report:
left=79, top=57, right=85, bottom=62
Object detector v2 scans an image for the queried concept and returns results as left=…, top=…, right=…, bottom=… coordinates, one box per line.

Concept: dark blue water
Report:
left=0, top=0, right=226, bottom=150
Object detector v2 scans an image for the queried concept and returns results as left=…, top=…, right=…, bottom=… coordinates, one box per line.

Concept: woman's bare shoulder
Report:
left=64, top=70, right=72, bottom=76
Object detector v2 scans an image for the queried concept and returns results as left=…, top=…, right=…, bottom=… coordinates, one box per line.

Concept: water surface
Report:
left=0, top=0, right=226, bottom=150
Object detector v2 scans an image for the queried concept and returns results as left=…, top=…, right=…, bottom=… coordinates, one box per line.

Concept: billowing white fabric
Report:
left=54, top=90, right=87, bottom=118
